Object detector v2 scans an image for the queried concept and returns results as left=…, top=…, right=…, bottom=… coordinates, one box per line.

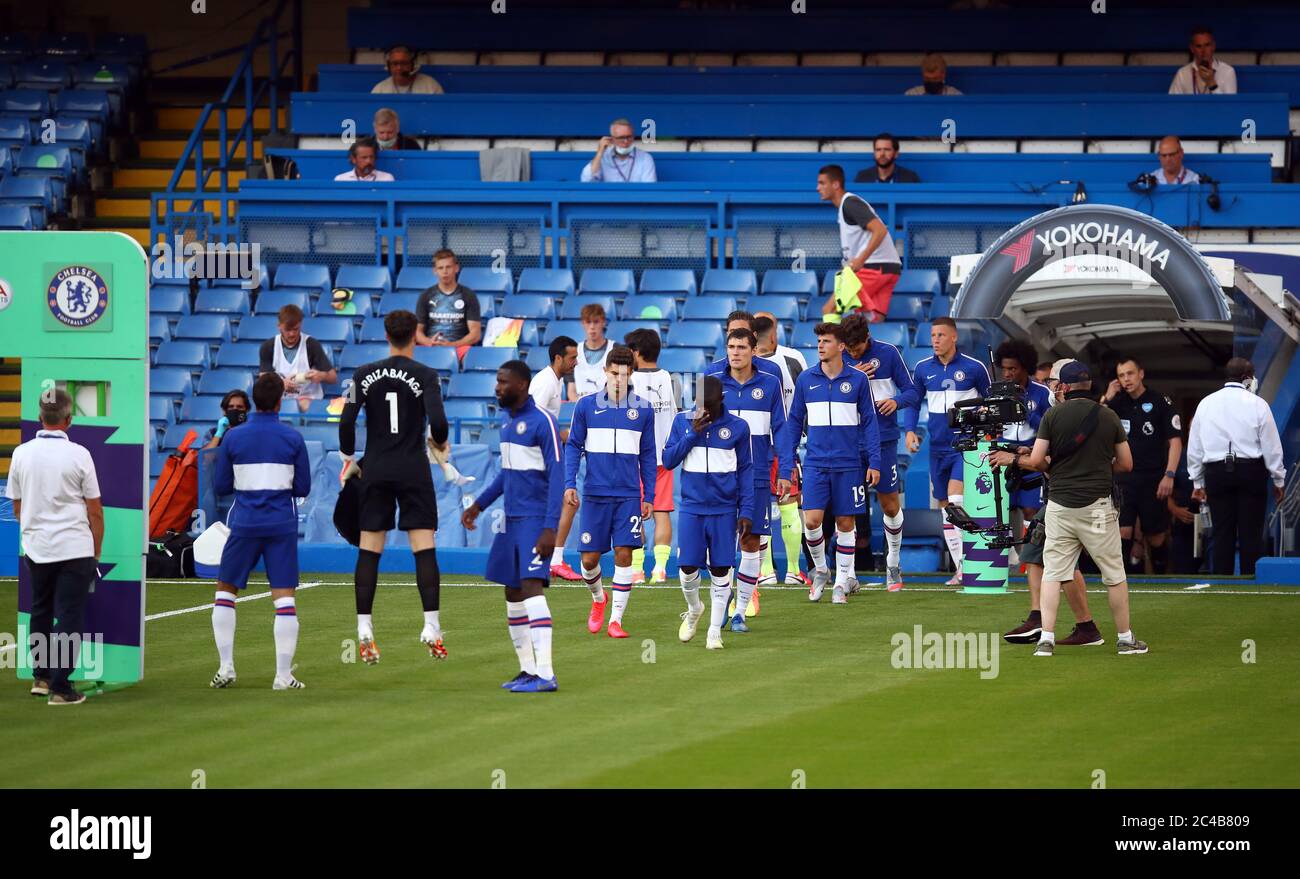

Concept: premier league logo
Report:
left=839, top=381, right=852, bottom=394
left=751, top=387, right=764, bottom=400
left=1142, top=421, right=1155, bottom=436
left=47, top=266, right=108, bottom=328
left=515, top=420, right=527, bottom=435
left=976, top=472, right=994, bottom=495
left=719, top=427, right=732, bottom=440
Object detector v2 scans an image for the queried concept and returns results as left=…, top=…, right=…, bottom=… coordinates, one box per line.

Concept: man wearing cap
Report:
left=996, top=361, right=1149, bottom=657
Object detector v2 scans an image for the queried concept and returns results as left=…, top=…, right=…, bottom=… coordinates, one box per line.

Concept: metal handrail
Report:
left=1268, top=467, right=1300, bottom=555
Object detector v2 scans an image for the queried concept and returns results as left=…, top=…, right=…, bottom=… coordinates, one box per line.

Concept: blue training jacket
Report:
left=214, top=411, right=311, bottom=537
left=565, top=389, right=657, bottom=500
left=900, top=351, right=992, bottom=454
left=661, top=411, right=755, bottom=520
left=474, top=398, right=565, bottom=530
left=844, top=340, right=919, bottom=443
left=718, top=367, right=790, bottom=486
left=782, top=360, right=881, bottom=476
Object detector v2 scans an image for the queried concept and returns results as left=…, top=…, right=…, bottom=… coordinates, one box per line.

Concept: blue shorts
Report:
left=746, top=486, right=772, bottom=536
left=1011, top=478, right=1044, bottom=511
left=930, top=450, right=965, bottom=500
left=803, top=467, right=867, bottom=517
left=485, top=516, right=551, bottom=589
left=876, top=443, right=901, bottom=495
left=218, top=532, right=298, bottom=590
left=677, top=510, right=738, bottom=569
left=578, top=496, right=642, bottom=554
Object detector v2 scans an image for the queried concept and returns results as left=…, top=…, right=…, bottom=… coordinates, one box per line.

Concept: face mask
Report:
left=227, top=409, right=248, bottom=427
left=377, top=136, right=396, bottom=148
left=1242, top=376, right=1258, bottom=394
left=613, top=145, right=633, bottom=156
left=923, top=80, right=946, bottom=95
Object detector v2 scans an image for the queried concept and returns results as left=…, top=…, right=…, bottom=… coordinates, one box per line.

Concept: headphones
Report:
left=384, top=45, right=421, bottom=75
left=1200, top=173, right=1222, bottom=211
left=1129, top=172, right=1157, bottom=195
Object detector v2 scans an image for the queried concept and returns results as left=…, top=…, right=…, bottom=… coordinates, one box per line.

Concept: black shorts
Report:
left=358, top=473, right=438, bottom=533
left=1118, top=473, right=1170, bottom=534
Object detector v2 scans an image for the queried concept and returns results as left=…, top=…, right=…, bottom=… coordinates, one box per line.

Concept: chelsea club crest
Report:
left=47, top=266, right=108, bottom=327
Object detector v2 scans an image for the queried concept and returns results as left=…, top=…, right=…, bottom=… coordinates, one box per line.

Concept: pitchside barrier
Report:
left=0, top=231, right=148, bottom=688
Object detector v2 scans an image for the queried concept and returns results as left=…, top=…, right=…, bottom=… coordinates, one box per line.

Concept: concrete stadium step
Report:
left=139, top=137, right=263, bottom=161
left=78, top=219, right=152, bottom=248
left=95, top=191, right=238, bottom=219
left=114, top=165, right=247, bottom=190
left=0, top=359, right=18, bottom=479
left=154, top=105, right=286, bottom=132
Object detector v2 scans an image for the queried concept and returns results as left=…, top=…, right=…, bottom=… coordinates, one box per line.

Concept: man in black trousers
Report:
left=1187, top=358, right=1287, bottom=576
left=4, top=389, right=104, bottom=706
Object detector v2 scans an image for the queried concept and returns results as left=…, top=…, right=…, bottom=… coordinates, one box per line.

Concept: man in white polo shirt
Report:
left=334, top=137, right=396, bottom=182
left=530, top=334, right=582, bottom=581
left=5, top=389, right=104, bottom=706
left=1168, top=27, right=1237, bottom=95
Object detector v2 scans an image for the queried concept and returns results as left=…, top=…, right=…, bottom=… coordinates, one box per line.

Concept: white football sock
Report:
left=550, top=546, right=565, bottom=566
left=735, top=551, right=761, bottom=617
left=357, top=613, right=373, bottom=641
left=679, top=567, right=703, bottom=614
left=422, top=610, right=441, bottom=639
left=835, top=529, right=856, bottom=588
left=883, top=511, right=904, bottom=568
left=610, top=565, right=633, bottom=624
left=582, top=564, right=605, bottom=602
left=709, top=573, right=732, bottom=631
left=1117, top=630, right=1133, bottom=644
left=272, top=597, right=298, bottom=679
left=524, top=595, right=554, bottom=679
left=212, top=591, right=236, bottom=671
left=1040, top=630, right=1056, bottom=645
left=805, top=524, right=827, bottom=571
left=944, top=496, right=966, bottom=569
left=506, top=600, right=536, bottom=676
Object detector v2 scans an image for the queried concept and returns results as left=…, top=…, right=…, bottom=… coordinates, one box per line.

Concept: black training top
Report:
left=1105, top=387, right=1179, bottom=475
left=338, top=355, right=449, bottom=476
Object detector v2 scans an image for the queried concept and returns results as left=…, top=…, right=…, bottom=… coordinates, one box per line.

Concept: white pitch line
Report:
left=145, top=580, right=323, bottom=620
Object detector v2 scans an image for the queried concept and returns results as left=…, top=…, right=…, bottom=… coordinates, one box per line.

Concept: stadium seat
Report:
left=657, top=347, right=707, bottom=375
left=558, top=401, right=578, bottom=426
left=194, top=289, right=251, bottom=315
left=459, top=266, right=513, bottom=296
left=444, top=399, right=493, bottom=423
left=543, top=320, right=584, bottom=345
left=334, top=264, right=392, bottom=295
left=608, top=320, right=661, bottom=342
left=0, top=33, right=31, bottom=60
left=148, top=314, right=171, bottom=346
left=499, top=294, right=556, bottom=321
left=214, top=342, right=263, bottom=369
left=895, top=268, right=942, bottom=299
left=620, top=294, right=678, bottom=322
left=639, top=269, right=697, bottom=297
left=524, top=347, right=552, bottom=373
left=517, top=267, right=575, bottom=297
left=0, top=175, right=52, bottom=225
left=668, top=323, right=725, bottom=353
left=792, top=321, right=824, bottom=349
left=148, top=396, right=175, bottom=427
left=50, top=119, right=93, bottom=153
left=15, top=144, right=73, bottom=179
left=340, top=344, right=390, bottom=370
left=233, top=315, right=280, bottom=343
left=682, top=297, right=738, bottom=321
left=395, top=265, right=436, bottom=291
left=885, top=295, right=927, bottom=324
left=211, top=261, right=268, bottom=290
left=274, top=263, right=332, bottom=297
left=38, top=33, right=89, bottom=58
left=15, top=60, right=73, bottom=90
left=56, top=90, right=112, bottom=123
left=303, top=317, right=355, bottom=346
left=0, top=205, right=33, bottom=230
left=149, top=367, right=194, bottom=396
left=172, top=315, right=232, bottom=344
left=447, top=372, right=498, bottom=399
left=747, top=294, right=801, bottom=324
left=313, top=292, right=372, bottom=318
left=462, top=346, right=518, bottom=372
left=357, top=316, right=388, bottom=343
left=760, top=269, right=819, bottom=299
left=477, top=292, right=496, bottom=319
left=560, top=295, right=616, bottom=320
left=578, top=268, right=635, bottom=298
left=821, top=270, right=838, bottom=295
left=162, top=423, right=208, bottom=451
left=297, top=424, right=341, bottom=452
left=870, top=323, right=911, bottom=348
left=376, top=291, right=418, bottom=315
left=197, top=369, right=254, bottom=396
left=1, top=89, right=53, bottom=119
left=929, top=297, right=952, bottom=319
left=701, top=269, right=757, bottom=297
left=180, top=395, right=227, bottom=424
left=411, top=346, right=459, bottom=373
left=0, top=118, right=31, bottom=149
left=253, top=290, right=309, bottom=315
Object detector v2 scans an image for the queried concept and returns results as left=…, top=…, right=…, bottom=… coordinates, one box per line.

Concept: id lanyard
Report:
left=611, top=152, right=637, bottom=182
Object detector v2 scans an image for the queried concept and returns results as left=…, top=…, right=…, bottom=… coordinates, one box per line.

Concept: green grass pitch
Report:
left=2, top=575, right=1297, bottom=788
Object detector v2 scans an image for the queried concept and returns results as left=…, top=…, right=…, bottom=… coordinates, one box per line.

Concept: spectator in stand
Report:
left=1169, top=27, right=1237, bottom=95
left=371, top=46, right=444, bottom=95
left=415, top=249, right=481, bottom=361
left=202, top=389, right=252, bottom=450
left=580, top=118, right=657, bottom=183
left=854, top=133, right=921, bottom=184
left=372, top=108, right=423, bottom=151
left=572, top=303, right=614, bottom=396
left=816, top=164, right=902, bottom=323
left=259, top=305, right=337, bottom=414
left=904, top=53, right=963, bottom=96
left=334, top=137, right=395, bottom=182
left=1150, top=136, right=1201, bottom=185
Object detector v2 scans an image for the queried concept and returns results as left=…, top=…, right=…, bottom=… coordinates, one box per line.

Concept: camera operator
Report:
left=996, top=361, right=1148, bottom=657
left=994, top=340, right=1051, bottom=562
left=202, top=390, right=252, bottom=450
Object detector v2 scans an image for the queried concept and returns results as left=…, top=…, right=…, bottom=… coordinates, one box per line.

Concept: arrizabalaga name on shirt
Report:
left=360, top=367, right=424, bottom=397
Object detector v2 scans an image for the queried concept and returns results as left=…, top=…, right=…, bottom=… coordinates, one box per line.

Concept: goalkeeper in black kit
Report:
left=339, top=310, right=451, bottom=665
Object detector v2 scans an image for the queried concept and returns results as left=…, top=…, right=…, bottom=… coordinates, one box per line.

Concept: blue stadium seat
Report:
left=499, top=294, right=556, bottom=321
left=411, top=346, right=459, bottom=373
left=620, top=294, right=678, bottom=322
left=560, top=295, right=615, bottom=320
left=477, top=292, right=496, bottom=319
left=38, top=33, right=89, bottom=58
left=155, top=340, right=211, bottom=370
left=463, top=346, right=518, bottom=372
left=148, top=315, right=170, bottom=345
left=792, top=322, right=824, bottom=349
left=657, top=347, right=707, bottom=375
left=194, top=288, right=250, bottom=315
left=197, top=369, right=254, bottom=397
left=0, top=118, right=31, bottom=148
left=747, top=294, right=801, bottom=324
left=578, top=268, right=635, bottom=298
left=150, top=284, right=191, bottom=316
left=55, top=90, right=111, bottom=123
left=821, top=270, right=838, bottom=295
left=149, top=367, right=194, bottom=396
left=668, top=323, right=725, bottom=353
left=517, top=268, right=575, bottom=297
left=173, top=315, right=232, bottom=344
left=459, top=266, right=513, bottom=296
left=760, top=269, right=819, bottom=298
left=524, top=347, right=552, bottom=373
left=334, top=264, right=392, bottom=294
left=0, top=205, right=32, bottom=230
left=929, top=297, right=952, bottom=319
left=895, top=269, right=942, bottom=298
left=444, top=399, right=493, bottom=424
left=608, top=320, right=661, bottom=343
left=639, top=269, right=696, bottom=297
left=447, top=372, right=498, bottom=399
left=234, top=314, right=280, bottom=343
left=1, top=89, right=53, bottom=118
left=149, top=396, right=175, bottom=427
left=0, top=33, right=31, bottom=60
left=274, top=263, right=331, bottom=296
left=357, top=316, right=388, bottom=343
left=15, top=60, right=73, bottom=90
left=701, top=269, right=757, bottom=298
left=376, top=291, right=418, bottom=315
left=885, top=295, right=927, bottom=324
left=870, top=323, right=910, bottom=348
left=0, top=174, right=51, bottom=225
left=558, top=401, right=578, bottom=426
left=682, top=297, right=738, bottom=322
left=797, top=347, right=818, bottom=367
left=303, top=317, right=355, bottom=346
left=162, top=423, right=208, bottom=451
left=395, top=265, right=436, bottom=291
left=340, top=344, right=390, bottom=370
left=51, top=119, right=92, bottom=153
left=15, top=144, right=73, bottom=177
left=543, top=320, right=584, bottom=346
left=313, top=292, right=372, bottom=318
left=902, top=346, right=930, bottom=371
left=296, top=424, right=341, bottom=452
left=211, top=261, right=268, bottom=290
left=252, top=290, right=309, bottom=315
left=214, top=342, right=263, bottom=369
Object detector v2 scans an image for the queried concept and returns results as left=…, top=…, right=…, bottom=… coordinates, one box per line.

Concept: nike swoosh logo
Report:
left=808, top=385, right=821, bottom=390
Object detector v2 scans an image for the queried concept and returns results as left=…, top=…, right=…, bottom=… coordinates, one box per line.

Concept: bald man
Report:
left=1151, top=136, right=1201, bottom=185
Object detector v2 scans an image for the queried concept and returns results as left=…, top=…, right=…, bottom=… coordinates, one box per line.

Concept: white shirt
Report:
left=580, top=148, right=657, bottom=183
left=529, top=365, right=566, bottom=418
left=838, top=192, right=901, bottom=266
left=630, top=367, right=680, bottom=465
left=1150, top=166, right=1201, bottom=185
left=1169, top=59, right=1237, bottom=95
left=1187, top=382, right=1286, bottom=488
left=762, top=345, right=807, bottom=414
left=334, top=169, right=395, bottom=182
left=903, top=84, right=963, bottom=95
left=371, top=73, right=444, bottom=95
left=5, top=429, right=101, bottom=563
left=572, top=340, right=613, bottom=397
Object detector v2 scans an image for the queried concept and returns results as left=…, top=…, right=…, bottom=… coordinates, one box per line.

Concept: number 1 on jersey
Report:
left=385, top=391, right=399, bottom=434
